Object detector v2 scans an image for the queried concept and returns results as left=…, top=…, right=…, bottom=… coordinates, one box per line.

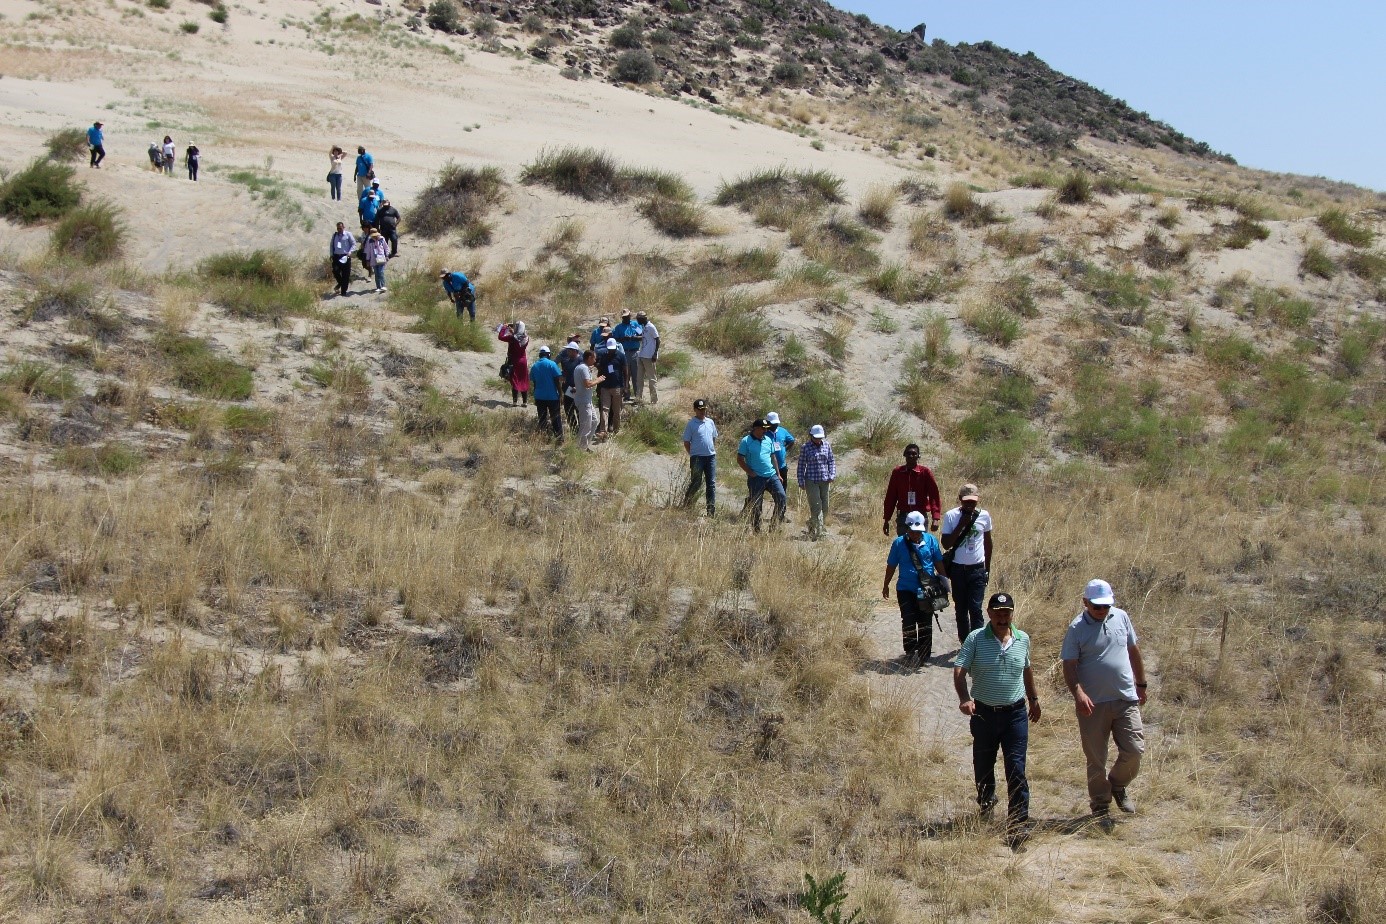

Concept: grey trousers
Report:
left=1077, top=699, right=1145, bottom=811
left=803, top=481, right=830, bottom=539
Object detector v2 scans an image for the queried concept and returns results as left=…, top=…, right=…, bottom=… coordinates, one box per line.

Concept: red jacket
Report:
left=883, top=464, right=941, bottom=521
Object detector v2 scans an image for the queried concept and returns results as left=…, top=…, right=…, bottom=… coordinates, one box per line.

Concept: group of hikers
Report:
left=876, top=458, right=1147, bottom=841
left=85, top=124, right=1147, bottom=841
left=85, top=122, right=199, bottom=179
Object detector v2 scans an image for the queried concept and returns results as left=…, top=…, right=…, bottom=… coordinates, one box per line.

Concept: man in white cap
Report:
left=634, top=310, right=659, bottom=404
left=1061, top=578, right=1148, bottom=818
left=529, top=345, right=564, bottom=442
left=595, top=337, right=627, bottom=438
left=942, top=483, right=992, bottom=647
left=764, top=411, right=795, bottom=487
left=882, top=510, right=945, bottom=667
left=795, top=424, right=835, bottom=540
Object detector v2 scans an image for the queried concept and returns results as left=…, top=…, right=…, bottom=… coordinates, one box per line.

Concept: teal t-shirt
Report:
left=737, top=433, right=776, bottom=477
left=956, top=626, right=1031, bottom=707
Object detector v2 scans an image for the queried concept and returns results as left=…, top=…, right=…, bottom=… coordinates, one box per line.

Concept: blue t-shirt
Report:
left=590, top=326, right=606, bottom=349
left=87, top=126, right=103, bottom=147
left=359, top=194, right=379, bottom=222
left=886, top=533, right=943, bottom=593
left=682, top=417, right=718, bottom=456
left=529, top=357, right=563, bottom=401
left=355, top=152, right=373, bottom=178
left=737, top=433, right=777, bottom=478
left=768, top=425, right=795, bottom=468
left=613, top=319, right=643, bottom=355
left=442, top=272, right=473, bottom=296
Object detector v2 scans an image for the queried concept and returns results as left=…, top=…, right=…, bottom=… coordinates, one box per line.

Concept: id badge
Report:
left=907, top=491, right=916, bottom=506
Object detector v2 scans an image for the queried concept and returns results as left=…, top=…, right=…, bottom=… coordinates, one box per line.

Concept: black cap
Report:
left=693, top=399, right=707, bottom=410
left=987, top=592, right=1015, bottom=610
left=752, top=418, right=769, bottom=429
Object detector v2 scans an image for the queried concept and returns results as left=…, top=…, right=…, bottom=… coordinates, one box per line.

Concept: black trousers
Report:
left=896, top=591, right=932, bottom=660
left=382, top=226, right=398, bottom=257
left=331, top=258, right=352, bottom=295
left=90, top=145, right=105, bottom=167
left=562, top=395, right=578, bottom=431
left=535, top=399, right=562, bottom=440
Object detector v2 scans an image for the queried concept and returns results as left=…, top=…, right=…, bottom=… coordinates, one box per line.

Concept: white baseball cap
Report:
left=809, top=424, right=825, bottom=438
left=605, top=338, right=619, bottom=350
left=904, top=511, right=927, bottom=531
left=538, top=344, right=551, bottom=354
left=766, top=412, right=781, bottom=425
left=1084, top=579, right=1115, bottom=605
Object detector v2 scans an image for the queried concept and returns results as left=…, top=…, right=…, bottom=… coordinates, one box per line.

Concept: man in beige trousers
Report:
left=1061, top=578, right=1148, bottom=817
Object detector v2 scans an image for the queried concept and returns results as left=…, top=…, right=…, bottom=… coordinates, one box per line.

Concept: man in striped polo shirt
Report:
left=954, top=592, right=1041, bottom=831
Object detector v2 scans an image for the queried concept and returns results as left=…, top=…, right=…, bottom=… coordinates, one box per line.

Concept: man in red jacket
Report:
left=882, top=443, right=942, bottom=536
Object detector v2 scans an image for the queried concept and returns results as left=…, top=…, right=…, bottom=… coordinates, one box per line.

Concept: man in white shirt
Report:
left=941, top=483, right=993, bottom=647
left=635, top=310, right=660, bottom=404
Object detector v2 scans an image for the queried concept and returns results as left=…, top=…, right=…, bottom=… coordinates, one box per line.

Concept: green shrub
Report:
left=1317, top=209, right=1374, bottom=248
left=304, top=357, right=370, bottom=398
left=616, top=406, right=681, bottom=453
left=963, top=303, right=1022, bottom=346
left=1064, top=366, right=1201, bottom=475
left=209, top=4, right=228, bottom=23
left=400, top=387, right=477, bottom=438
left=992, top=273, right=1038, bottom=318
left=779, top=374, right=859, bottom=431
left=1242, top=287, right=1315, bottom=329
left=1223, top=217, right=1270, bottom=249
left=1300, top=241, right=1337, bottom=279
left=59, top=443, right=143, bottom=477
left=426, top=0, right=462, bottom=32
left=223, top=405, right=278, bottom=436
left=1, top=361, right=77, bottom=400
left=148, top=0, right=169, bottom=8
left=609, top=21, right=644, bottom=49
left=411, top=306, right=494, bottom=352
left=410, top=162, right=507, bottom=240
left=867, top=263, right=929, bottom=303
left=21, top=276, right=101, bottom=323
left=844, top=410, right=906, bottom=455
left=714, top=167, right=844, bottom=226
left=1200, top=333, right=1260, bottom=368
left=200, top=250, right=315, bottom=320
left=1346, top=250, right=1386, bottom=284
left=1055, top=171, right=1093, bottom=205
left=522, top=147, right=690, bottom=203
left=157, top=334, right=254, bottom=400
left=1337, top=317, right=1384, bottom=377
left=44, top=128, right=88, bottom=163
left=942, top=183, right=1002, bottom=226
left=180, top=20, right=200, bottom=33
left=0, top=159, right=81, bottom=224
left=638, top=196, right=709, bottom=237
left=771, top=59, right=806, bottom=85
left=1082, top=267, right=1149, bottom=317
left=689, top=293, right=770, bottom=356
left=51, top=201, right=126, bottom=263
left=793, top=213, right=880, bottom=273
left=612, top=49, right=658, bottom=83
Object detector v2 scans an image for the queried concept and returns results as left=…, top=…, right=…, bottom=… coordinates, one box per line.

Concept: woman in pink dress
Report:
left=497, top=321, right=531, bottom=407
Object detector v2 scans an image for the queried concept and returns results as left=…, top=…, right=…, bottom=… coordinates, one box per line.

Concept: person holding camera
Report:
left=942, top=483, right=993, bottom=647
left=882, top=510, right=946, bottom=668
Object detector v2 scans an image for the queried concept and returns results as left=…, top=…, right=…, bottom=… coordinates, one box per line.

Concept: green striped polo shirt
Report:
left=955, top=625, right=1031, bottom=706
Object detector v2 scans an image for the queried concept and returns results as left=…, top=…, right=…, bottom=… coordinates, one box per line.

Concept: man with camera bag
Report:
left=942, top=483, right=993, bottom=647
left=882, top=510, right=947, bottom=669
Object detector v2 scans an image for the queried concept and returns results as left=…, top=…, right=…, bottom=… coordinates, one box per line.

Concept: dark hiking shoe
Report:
left=1112, top=789, right=1136, bottom=814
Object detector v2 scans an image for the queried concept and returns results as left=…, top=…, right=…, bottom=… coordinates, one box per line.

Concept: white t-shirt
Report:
left=638, top=321, right=660, bottom=359
left=574, top=363, right=596, bottom=404
left=941, top=507, right=992, bottom=566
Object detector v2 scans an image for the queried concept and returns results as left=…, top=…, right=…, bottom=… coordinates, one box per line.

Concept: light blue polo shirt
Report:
left=737, top=433, right=776, bottom=477
left=1060, top=607, right=1140, bottom=704
left=956, top=625, right=1031, bottom=706
left=682, top=417, right=718, bottom=457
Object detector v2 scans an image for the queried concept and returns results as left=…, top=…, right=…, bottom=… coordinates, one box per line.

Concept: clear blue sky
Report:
left=835, top=1, right=1385, bottom=192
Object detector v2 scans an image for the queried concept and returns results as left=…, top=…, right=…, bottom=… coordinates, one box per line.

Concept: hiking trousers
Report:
left=1078, top=700, right=1145, bottom=812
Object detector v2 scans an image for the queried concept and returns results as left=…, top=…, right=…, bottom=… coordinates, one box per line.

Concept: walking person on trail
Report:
left=882, top=443, right=941, bottom=536
left=497, top=321, right=532, bottom=408
left=590, top=316, right=611, bottom=350
left=363, top=230, right=389, bottom=293
left=954, top=592, right=1041, bottom=836
left=329, top=222, right=356, bottom=297
left=737, top=418, right=787, bottom=535
left=765, top=412, right=795, bottom=488
left=185, top=143, right=200, bottom=181
left=559, top=340, right=583, bottom=432
left=1061, top=579, right=1148, bottom=819
left=595, top=337, right=627, bottom=437
left=942, top=483, right=992, bottom=646
left=161, top=136, right=175, bottom=175
left=612, top=309, right=643, bottom=402
left=354, top=145, right=374, bottom=198
left=376, top=199, right=401, bottom=257
left=358, top=188, right=380, bottom=232
left=882, top=510, right=945, bottom=668
left=328, top=145, right=346, bottom=200
left=634, top=310, right=659, bottom=404
left=795, top=425, right=835, bottom=541
left=440, top=270, right=476, bottom=321
left=147, top=142, right=162, bottom=171
left=87, top=121, right=105, bottom=168
left=530, top=345, right=564, bottom=442
left=574, top=349, right=604, bottom=452
left=681, top=398, right=718, bottom=518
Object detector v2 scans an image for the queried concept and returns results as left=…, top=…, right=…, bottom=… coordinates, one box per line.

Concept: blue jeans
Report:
left=949, top=562, right=988, bottom=644
left=329, top=173, right=342, bottom=199
left=745, top=474, right=786, bottom=533
left=970, top=701, right=1030, bottom=821
left=372, top=263, right=386, bottom=289
left=685, top=455, right=716, bottom=514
